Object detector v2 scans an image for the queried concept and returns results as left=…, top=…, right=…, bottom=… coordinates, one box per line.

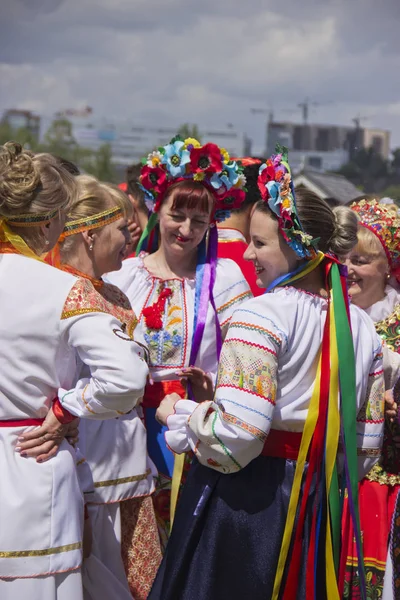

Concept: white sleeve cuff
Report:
left=165, top=399, right=198, bottom=454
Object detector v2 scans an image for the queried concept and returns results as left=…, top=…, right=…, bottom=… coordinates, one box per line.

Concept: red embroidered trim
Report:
left=142, top=287, right=172, bottom=329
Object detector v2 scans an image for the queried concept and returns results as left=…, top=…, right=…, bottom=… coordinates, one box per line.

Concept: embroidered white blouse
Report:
left=165, top=287, right=385, bottom=477
left=107, top=254, right=252, bottom=382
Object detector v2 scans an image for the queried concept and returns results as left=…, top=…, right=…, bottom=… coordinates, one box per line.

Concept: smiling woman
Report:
left=148, top=147, right=385, bottom=600
left=52, top=175, right=162, bottom=600
left=342, top=199, right=400, bottom=600
left=106, top=135, right=252, bottom=549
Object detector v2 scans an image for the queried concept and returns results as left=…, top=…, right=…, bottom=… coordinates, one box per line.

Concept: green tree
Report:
left=338, top=147, right=389, bottom=193
left=0, top=117, right=116, bottom=183
left=177, top=123, right=202, bottom=142
left=381, top=185, right=400, bottom=203
left=0, top=122, right=39, bottom=150
left=83, top=144, right=116, bottom=182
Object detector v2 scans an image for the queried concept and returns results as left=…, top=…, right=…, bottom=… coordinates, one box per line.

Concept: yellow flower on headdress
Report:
left=194, top=171, right=206, bottom=181
left=220, top=148, right=230, bottom=163
left=282, top=197, right=292, bottom=211
left=184, top=138, right=201, bottom=149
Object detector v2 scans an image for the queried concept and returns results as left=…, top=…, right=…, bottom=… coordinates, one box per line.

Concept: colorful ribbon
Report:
left=270, top=255, right=366, bottom=600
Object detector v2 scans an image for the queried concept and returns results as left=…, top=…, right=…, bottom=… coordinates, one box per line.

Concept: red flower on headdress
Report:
left=257, top=162, right=276, bottom=200
left=216, top=188, right=245, bottom=212
left=190, top=143, right=223, bottom=174
left=140, top=165, right=168, bottom=198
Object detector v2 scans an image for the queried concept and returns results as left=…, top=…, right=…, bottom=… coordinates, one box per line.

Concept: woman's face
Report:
left=92, top=214, right=130, bottom=276
left=345, top=246, right=389, bottom=309
left=158, top=194, right=211, bottom=257
left=244, top=208, right=299, bottom=289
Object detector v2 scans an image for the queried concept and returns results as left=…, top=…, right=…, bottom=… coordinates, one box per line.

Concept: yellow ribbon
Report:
left=271, top=357, right=322, bottom=599
left=170, top=453, right=186, bottom=528
left=0, top=219, right=43, bottom=262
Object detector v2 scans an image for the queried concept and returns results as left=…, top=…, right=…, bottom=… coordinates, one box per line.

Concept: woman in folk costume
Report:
left=216, top=157, right=265, bottom=295
left=54, top=175, right=161, bottom=600
left=148, top=147, right=385, bottom=600
left=0, top=144, right=148, bottom=600
left=107, top=136, right=252, bottom=548
left=340, top=199, right=400, bottom=599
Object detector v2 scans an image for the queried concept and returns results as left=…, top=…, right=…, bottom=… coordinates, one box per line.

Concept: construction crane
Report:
left=250, top=107, right=274, bottom=123
left=297, top=98, right=319, bottom=124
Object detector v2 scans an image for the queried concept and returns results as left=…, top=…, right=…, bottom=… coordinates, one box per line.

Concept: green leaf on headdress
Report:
left=275, top=143, right=289, bottom=162
left=141, top=157, right=147, bottom=165
left=169, top=135, right=184, bottom=145
left=158, top=146, right=166, bottom=155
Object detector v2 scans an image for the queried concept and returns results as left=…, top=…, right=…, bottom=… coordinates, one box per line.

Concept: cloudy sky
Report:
left=2, top=0, right=400, bottom=153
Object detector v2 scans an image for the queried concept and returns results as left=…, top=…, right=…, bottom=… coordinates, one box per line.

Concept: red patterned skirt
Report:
left=341, top=469, right=400, bottom=598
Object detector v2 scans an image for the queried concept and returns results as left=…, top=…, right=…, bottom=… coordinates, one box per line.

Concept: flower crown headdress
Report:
left=138, top=135, right=246, bottom=223
left=351, top=198, right=400, bottom=282
left=257, top=145, right=318, bottom=259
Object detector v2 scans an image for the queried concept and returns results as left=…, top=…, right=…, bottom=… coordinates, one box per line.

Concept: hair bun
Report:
left=330, top=206, right=358, bottom=257
left=0, top=141, right=41, bottom=215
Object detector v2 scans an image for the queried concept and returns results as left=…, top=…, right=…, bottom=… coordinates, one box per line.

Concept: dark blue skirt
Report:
left=149, top=455, right=327, bottom=600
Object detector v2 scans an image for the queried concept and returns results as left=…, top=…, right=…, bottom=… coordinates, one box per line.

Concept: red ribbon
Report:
left=142, top=380, right=186, bottom=409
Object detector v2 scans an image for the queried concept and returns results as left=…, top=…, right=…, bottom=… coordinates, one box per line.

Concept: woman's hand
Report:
left=126, top=219, right=142, bottom=254
left=177, top=367, right=213, bottom=403
left=15, top=407, right=78, bottom=463
left=156, top=393, right=181, bottom=426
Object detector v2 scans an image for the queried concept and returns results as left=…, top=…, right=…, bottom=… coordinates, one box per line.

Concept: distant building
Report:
left=42, top=114, right=245, bottom=177
left=293, top=169, right=362, bottom=206
left=267, top=121, right=390, bottom=171
left=2, top=109, right=41, bottom=141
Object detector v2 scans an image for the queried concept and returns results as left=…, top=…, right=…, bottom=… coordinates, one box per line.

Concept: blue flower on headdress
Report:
left=214, top=209, right=232, bottom=223
left=138, top=183, right=156, bottom=213
left=266, top=181, right=282, bottom=217
left=210, top=162, right=239, bottom=191
left=162, top=141, right=190, bottom=177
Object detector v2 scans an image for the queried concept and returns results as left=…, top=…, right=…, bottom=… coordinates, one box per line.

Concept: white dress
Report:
left=166, top=287, right=384, bottom=477
left=0, top=254, right=148, bottom=599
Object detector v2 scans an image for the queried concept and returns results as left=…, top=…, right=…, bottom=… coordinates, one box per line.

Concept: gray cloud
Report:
left=1, top=0, right=400, bottom=150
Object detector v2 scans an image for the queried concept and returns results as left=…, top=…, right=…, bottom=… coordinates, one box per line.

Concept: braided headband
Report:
left=5, top=207, right=61, bottom=227
left=62, top=206, right=123, bottom=238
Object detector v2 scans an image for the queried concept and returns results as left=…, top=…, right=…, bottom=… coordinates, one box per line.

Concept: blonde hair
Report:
left=354, top=224, right=387, bottom=262
left=0, top=142, right=77, bottom=252
left=60, top=175, right=132, bottom=260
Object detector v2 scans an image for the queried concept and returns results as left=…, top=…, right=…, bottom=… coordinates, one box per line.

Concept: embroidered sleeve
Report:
left=355, top=348, right=385, bottom=477
left=165, top=304, right=282, bottom=473
left=58, top=279, right=149, bottom=419
left=61, top=278, right=112, bottom=319
left=214, top=261, right=252, bottom=338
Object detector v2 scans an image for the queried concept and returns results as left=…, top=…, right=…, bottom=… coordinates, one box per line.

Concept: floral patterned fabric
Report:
left=120, top=496, right=162, bottom=600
